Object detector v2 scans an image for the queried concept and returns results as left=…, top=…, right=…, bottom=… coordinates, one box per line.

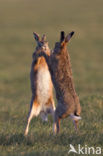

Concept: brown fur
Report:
left=39, top=31, right=81, bottom=134
left=24, top=33, right=55, bottom=136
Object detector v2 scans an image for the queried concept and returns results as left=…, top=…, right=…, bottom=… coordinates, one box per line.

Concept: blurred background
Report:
left=0, top=0, right=103, bottom=155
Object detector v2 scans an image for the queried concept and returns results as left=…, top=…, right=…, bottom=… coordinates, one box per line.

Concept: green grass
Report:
left=0, top=0, right=103, bottom=155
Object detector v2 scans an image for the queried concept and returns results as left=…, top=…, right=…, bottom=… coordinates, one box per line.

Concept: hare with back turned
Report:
left=39, top=31, right=81, bottom=135
left=24, top=33, right=55, bottom=136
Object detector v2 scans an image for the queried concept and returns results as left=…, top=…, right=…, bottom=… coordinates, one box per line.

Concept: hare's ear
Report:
left=65, top=31, right=75, bottom=43
left=41, top=34, right=46, bottom=42
left=60, top=31, right=65, bottom=43
left=33, top=32, right=40, bottom=42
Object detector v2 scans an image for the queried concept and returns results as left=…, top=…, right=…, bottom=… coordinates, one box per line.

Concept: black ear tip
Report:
left=61, top=31, right=65, bottom=37
left=60, top=31, right=65, bottom=42
left=71, top=31, right=75, bottom=36
left=61, top=31, right=65, bottom=35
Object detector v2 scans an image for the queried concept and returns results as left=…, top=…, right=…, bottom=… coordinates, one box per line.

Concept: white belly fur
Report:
left=37, top=67, right=51, bottom=112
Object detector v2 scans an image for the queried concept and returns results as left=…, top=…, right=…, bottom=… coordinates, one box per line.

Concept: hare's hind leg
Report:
left=24, top=98, right=34, bottom=136
left=47, top=98, right=55, bottom=121
left=71, top=117, right=79, bottom=133
left=53, top=113, right=61, bottom=135
left=24, top=98, right=40, bottom=136
left=73, top=120, right=79, bottom=133
left=40, top=98, right=55, bottom=122
left=70, top=114, right=81, bottom=133
left=49, top=98, right=55, bottom=119
left=40, top=111, right=48, bottom=122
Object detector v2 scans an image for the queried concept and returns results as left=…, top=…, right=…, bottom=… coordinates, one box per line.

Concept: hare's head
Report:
left=54, top=31, right=74, bottom=54
left=33, top=32, right=50, bottom=57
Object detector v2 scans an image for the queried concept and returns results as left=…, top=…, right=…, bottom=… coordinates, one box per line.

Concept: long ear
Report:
left=41, top=34, right=46, bottom=42
left=33, top=32, right=40, bottom=42
left=60, top=31, right=65, bottom=43
left=65, top=31, right=74, bottom=43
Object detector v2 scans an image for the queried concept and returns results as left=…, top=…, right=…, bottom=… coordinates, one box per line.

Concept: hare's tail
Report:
left=70, top=114, right=81, bottom=132
left=70, top=114, right=81, bottom=121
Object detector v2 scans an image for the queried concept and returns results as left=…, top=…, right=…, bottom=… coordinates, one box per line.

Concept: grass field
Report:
left=0, top=0, right=103, bottom=155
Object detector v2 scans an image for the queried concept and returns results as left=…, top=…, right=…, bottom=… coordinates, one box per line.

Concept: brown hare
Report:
left=39, top=31, right=81, bottom=135
left=24, top=33, right=55, bottom=136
